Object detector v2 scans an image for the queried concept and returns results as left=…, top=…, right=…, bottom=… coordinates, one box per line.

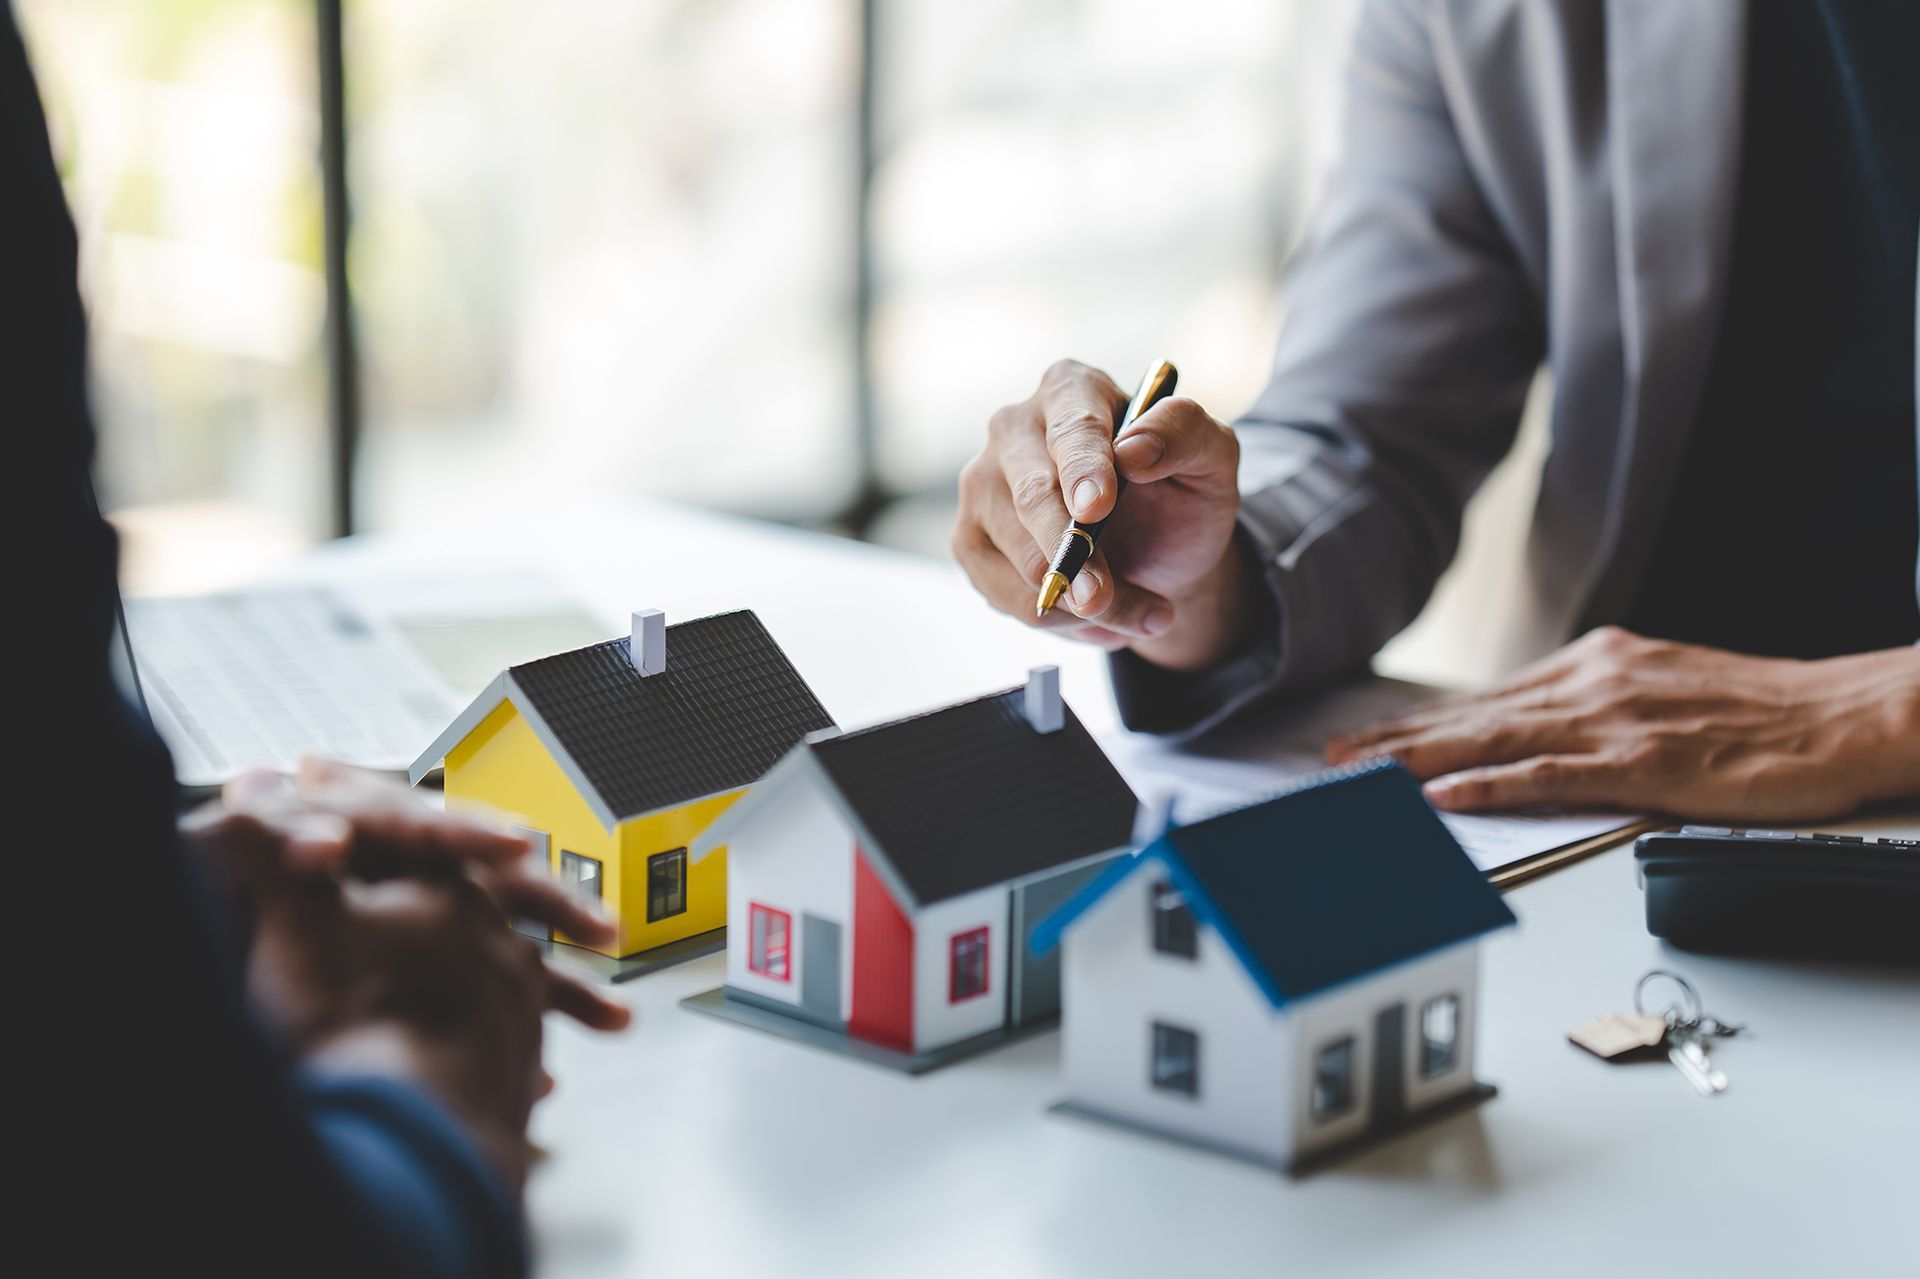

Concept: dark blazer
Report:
left=5, top=7, right=522, bottom=1274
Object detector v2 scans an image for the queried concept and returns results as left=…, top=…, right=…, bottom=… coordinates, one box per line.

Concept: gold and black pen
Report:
left=1035, top=358, right=1179, bottom=617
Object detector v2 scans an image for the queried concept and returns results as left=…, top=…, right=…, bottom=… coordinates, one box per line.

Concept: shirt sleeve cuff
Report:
left=1107, top=521, right=1287, bottom=738
left=301, top=1072, right=528, bottom=1279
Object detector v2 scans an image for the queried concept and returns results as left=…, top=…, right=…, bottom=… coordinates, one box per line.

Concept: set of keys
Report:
left=1568, top=970, right=1745, bottom=1096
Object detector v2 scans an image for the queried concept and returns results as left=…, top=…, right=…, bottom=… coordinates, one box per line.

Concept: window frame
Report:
left=1419, top=993, right=1461, bottom=1079
left=948, top=926, right=991, bottom=1004
left=558, top=849, right=602, bottom=900
left=1150, top=1020, right=1200, bottom=1098
left=747, top=902, right=792, bottom=982
left=1311, top=1035, right=1357, bottom=1123
left=646, top=847, right=689, bottom=923
left=1149, top=879, right=1198, bottom=959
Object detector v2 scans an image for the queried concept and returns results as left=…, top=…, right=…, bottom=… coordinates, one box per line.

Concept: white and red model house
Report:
left=685, top=667, right=1140, bottom=1069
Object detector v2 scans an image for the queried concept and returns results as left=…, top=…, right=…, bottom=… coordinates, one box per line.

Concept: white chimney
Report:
left=630, top=609, right=666, bottom=677
left=1024, top=665, right=1063, bottom=734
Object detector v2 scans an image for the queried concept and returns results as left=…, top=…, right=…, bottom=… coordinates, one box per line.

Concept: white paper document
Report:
left=1101, top=677, right=1639, bottom=875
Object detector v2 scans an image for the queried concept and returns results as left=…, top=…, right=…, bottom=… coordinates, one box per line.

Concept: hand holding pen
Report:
left=1036, top=359, right=1181, bottom=616
left=951, top=358, right=1249, bottom=670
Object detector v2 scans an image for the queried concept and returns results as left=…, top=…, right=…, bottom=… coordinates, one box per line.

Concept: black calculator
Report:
left=1634, top=826, right=1920, bottom=962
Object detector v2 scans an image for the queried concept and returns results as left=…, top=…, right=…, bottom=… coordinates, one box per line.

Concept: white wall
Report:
left=1060, top=870, right=1297, bottom=1165
left=911, top=885, right=1010, bottom=1054
left=1060, top=868, right=1489, bottom=1166
left=717, top=770, right=857, bottom=1018
left=1284, top=944, right=1481, bottom=1162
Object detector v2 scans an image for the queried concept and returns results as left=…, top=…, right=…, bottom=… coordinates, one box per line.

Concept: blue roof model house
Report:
left=1031, top=761, right=1517, bottom=1175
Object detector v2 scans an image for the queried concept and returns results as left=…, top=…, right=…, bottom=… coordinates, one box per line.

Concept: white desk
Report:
left=288, top=502, right=1920, bottom=1278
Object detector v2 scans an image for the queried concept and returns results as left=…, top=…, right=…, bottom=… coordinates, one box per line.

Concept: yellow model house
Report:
left=410, top=609, right=834, bottom=969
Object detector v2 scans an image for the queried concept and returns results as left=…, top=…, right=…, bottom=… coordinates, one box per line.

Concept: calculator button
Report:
left=1876, top=837, right=1918, bottom=849
left=1681, top=825, right=1734, bottom=836
left=1811, top=833, right=1864, bottom=843
left=1744, top=829, right=1795, bottom=840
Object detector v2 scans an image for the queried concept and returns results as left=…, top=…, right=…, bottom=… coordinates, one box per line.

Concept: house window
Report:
left=646, top=848, right=688, bottom=922
left=1150, top=880, right=1197, bottom=959
left=1150, top=1022, right=1200, bottom=1097
left=748, top=903, right=791, bottom=981
left=1421, top=994, right=1460, bottom=1078
left=559, top=850, right=601, bottom=900
left=949, top=926, right=990, bottom=1002
left=1311, top=1036, right=1356, bottom=1122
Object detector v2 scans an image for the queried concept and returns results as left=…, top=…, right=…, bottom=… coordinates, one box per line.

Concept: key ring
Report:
left=1633, top=969, right=1703, bottom=1028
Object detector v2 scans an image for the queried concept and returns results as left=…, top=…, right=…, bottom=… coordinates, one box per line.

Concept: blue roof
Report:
left=1030, top=761, right=1516, bottom=1007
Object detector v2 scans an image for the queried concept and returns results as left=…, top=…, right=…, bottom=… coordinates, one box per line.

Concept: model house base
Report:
left=530, top=926, right=727, bottom=985
left=681, top=987, right=1057, bottom=1075
left=1051, top=1081, right=1497, bottom=1178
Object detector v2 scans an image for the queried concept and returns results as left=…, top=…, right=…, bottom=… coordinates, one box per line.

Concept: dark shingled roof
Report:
left=1033, top=762, right=1515, bottom=1005
left=809, top=686, right=1138, bottom=906
left=506, top=610, right=833, bottom=822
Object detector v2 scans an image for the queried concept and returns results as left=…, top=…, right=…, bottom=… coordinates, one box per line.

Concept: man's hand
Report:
left=184, top=757, right=629, bottom=1034
left=190, top=756, right=541, bottom=885
left=181, top=758, right=632, bottom=1186
left=951, top=359, right=1251, bottom=671
left=1326, top=627, right=1920, bottom=821
left=260, top=872, right=576, bottom=1189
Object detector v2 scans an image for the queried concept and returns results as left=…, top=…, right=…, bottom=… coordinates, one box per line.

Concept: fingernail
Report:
left=285, top=813, right=352, bottom=863
left=1115, top=433, right=1165, bottom=471
left=226, top=769, right=290, bottom=803
left=1071, top=478, right=1100, bottom=518
left=289, top=812, right=351, bottom=842
left=1069, top=573, right=1098, bottom=610
left=1142, top=607, right=1173, bottom=637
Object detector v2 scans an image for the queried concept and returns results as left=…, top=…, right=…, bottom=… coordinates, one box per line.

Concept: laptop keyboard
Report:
left=123, top=587, right=459, bottom=789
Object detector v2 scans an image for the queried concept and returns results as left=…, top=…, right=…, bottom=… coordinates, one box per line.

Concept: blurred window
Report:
left=348, top=0, right=862, bottom=533
left=1421, top=993, right=1461, bottom=1078
left=560, top=848, right=602, bottom=899
left=647, top=847, right=688, bottom=921
left=948, top=925, right=990, bottom=1002
left=1150, top=879, right=1197, bottom=958
left=22, top=0, right=1361, bottom=567
left=18, top=0, right=331, bottom=588
left=864, top=0, right=1358, bottom=546
left=1312, top=1035, right=1356, bottom=1122
left=1150, top=1020, right=1199, bottom=1097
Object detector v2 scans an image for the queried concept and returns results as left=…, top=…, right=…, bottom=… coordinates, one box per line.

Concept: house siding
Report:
left=1060, top=872, right=1296, bottom=1164
left=613, top=790, right=740, bottom=956
left=1010, top=857, right=1118, bottom=1027
left=443, top=702, right=619, bottom=950
left=1058, top=866, right=1488, bottom=1167
left=715, top=770, right=857, bottom=1015
left=850, top=849, right=914, bottom=1050
left=909, top=884, right=1009, bottom=1054
left=442, top=699, right=742, bottom=958
left=1285, top=943, right=1481, bottom=1162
